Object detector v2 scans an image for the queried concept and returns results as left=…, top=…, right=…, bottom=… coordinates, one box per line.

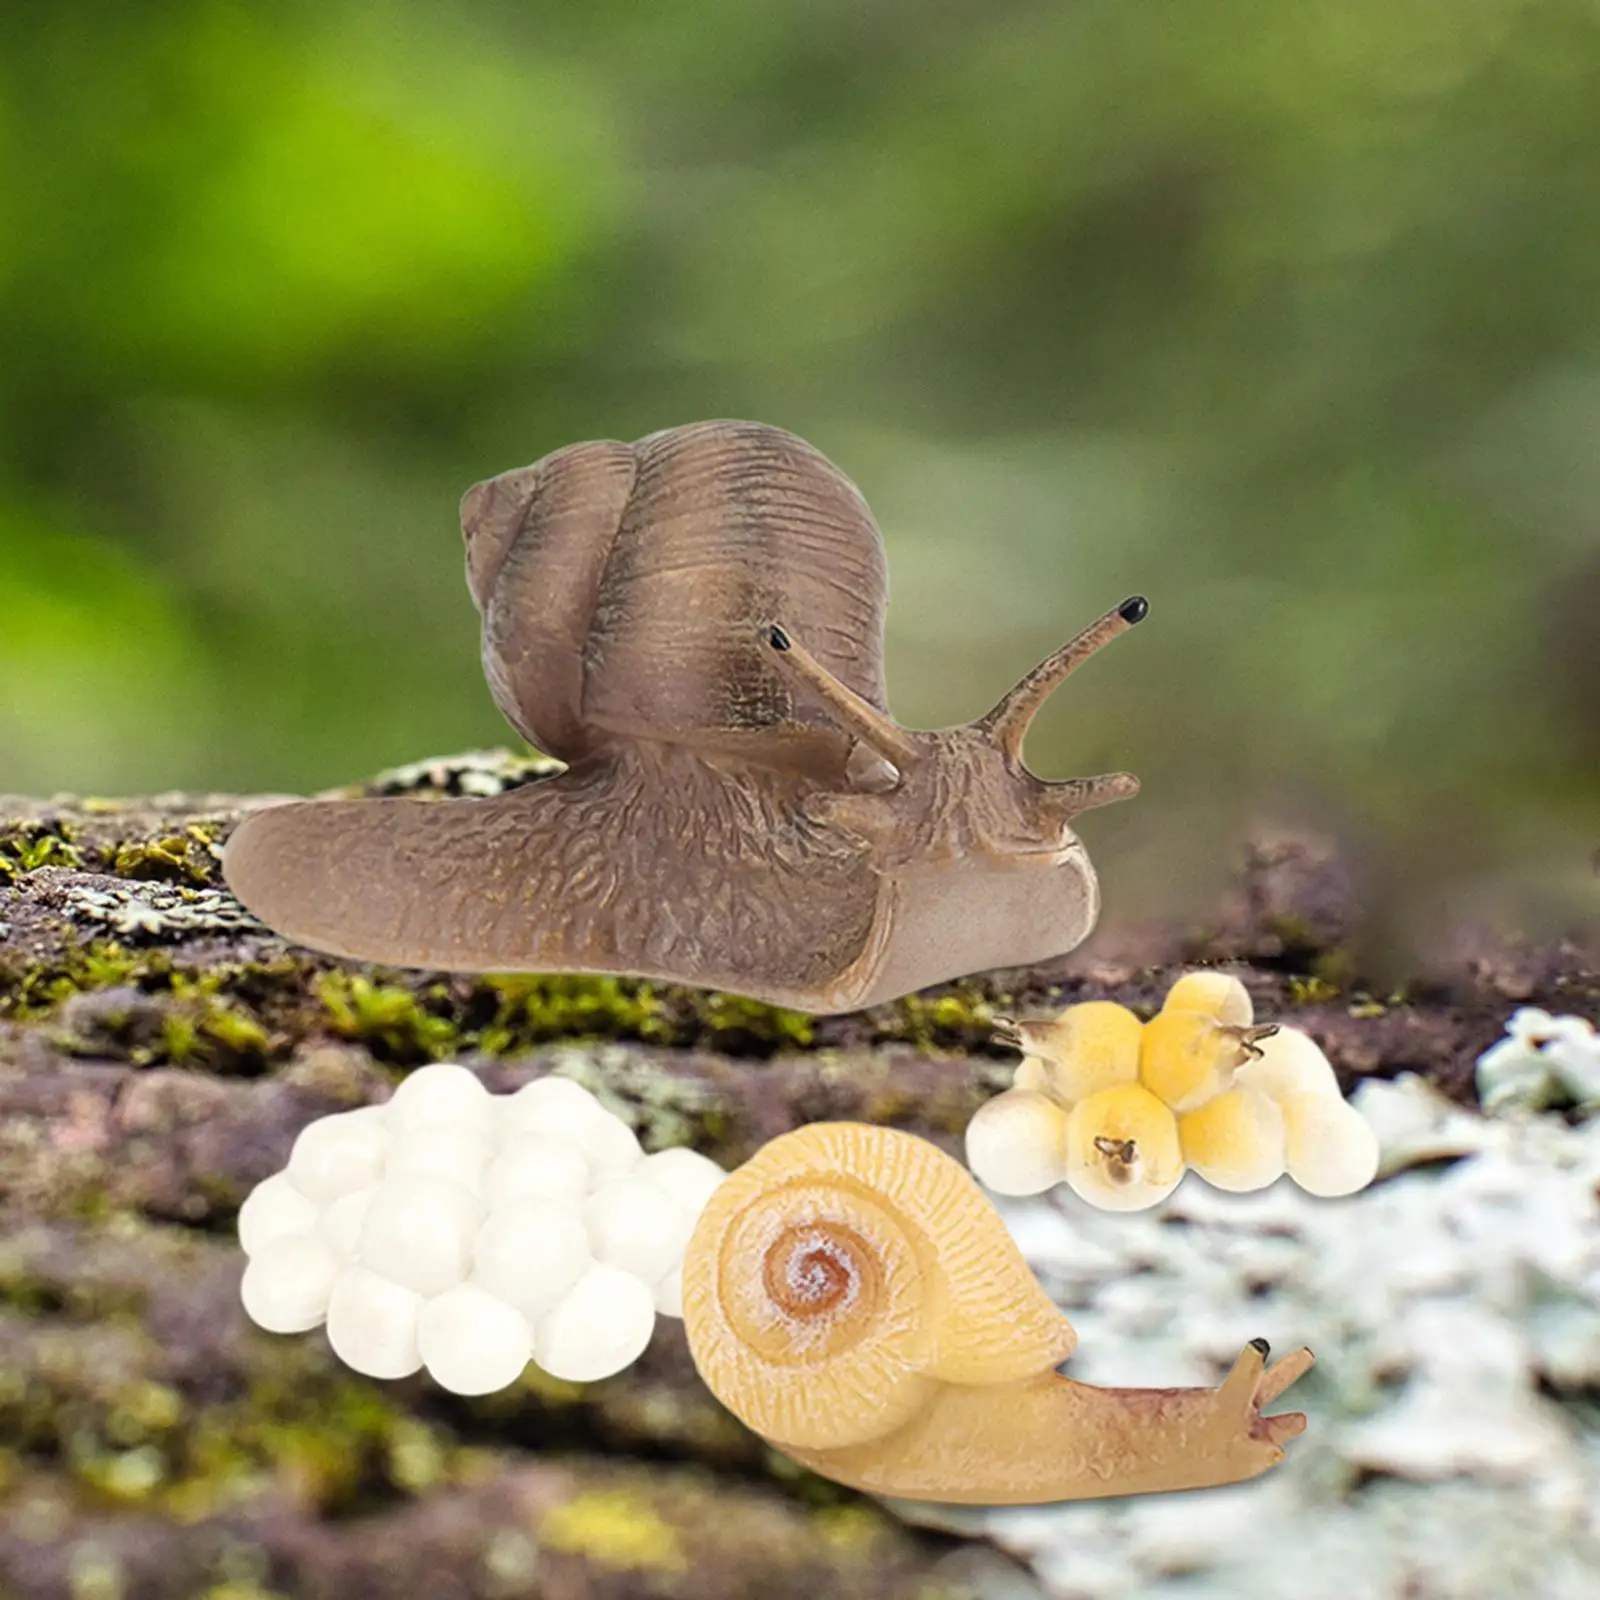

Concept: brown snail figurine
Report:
left=681, top=1121, right=1314, bottom=1503
left=224, top=420, right=1146, bottom=1014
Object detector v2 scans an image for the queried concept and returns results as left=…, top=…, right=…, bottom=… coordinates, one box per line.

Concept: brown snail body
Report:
left=681, top=1122, right=1314, bottom=1503
left=223, top=421, right=1145, bottom=1014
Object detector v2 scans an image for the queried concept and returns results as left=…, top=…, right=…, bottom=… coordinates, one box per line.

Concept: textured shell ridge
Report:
left=467, top=437, right=639, bottom=758
left=577, top=423, right=889, bottom=745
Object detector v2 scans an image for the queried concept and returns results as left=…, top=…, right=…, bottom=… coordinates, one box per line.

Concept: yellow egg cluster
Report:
left=969, top=973, right=1380, bottom=1210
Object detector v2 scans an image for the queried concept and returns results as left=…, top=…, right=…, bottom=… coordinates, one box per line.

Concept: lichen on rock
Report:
left=65, top=881, right=266, bottom=939
left=942, top=1074, right=1600, bottom=1599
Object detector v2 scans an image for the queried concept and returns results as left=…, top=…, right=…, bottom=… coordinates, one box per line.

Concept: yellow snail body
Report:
left=222, top=421, right=1146, bottom=1015
left=681, top=1122, right=1313, bottom=1504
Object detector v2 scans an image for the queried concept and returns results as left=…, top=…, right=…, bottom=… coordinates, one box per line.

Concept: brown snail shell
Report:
left=462, top=421, right=888, bottom=778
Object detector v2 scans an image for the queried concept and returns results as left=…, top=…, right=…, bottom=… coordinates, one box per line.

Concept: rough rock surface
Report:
left=899, top=1077, right=1600, bottom=1598
left=1, top=753, right=1595, bottom=1599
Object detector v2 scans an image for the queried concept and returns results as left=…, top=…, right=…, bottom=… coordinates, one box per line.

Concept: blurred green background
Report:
left=2, top=0, right=1596, bottom=949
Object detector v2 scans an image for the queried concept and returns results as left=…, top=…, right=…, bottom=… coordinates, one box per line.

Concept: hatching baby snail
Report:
left=971, top=972, right=1379, bottom=1206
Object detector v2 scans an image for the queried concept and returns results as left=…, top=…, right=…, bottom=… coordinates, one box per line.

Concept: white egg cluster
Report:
left=236, top=1065, right=726, bottom=1395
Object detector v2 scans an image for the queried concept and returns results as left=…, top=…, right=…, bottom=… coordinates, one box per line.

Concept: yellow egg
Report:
left=1234, top=1025, right=1340, bottom=1104
left=1281, top=1090, right=1380, bottom=1198
left=965, top=1089, right=1069, bottom=1196
left=1178, top=1085, right=1286, bottom=1192
left=1063, top=1084, right=1183, bottom=1211
left=1141, top=1007, right=1276, bottom=1113
left=1161, top=970, right=1253, bottom=1028
left=1005, top=1000, right=1143, bottom=1106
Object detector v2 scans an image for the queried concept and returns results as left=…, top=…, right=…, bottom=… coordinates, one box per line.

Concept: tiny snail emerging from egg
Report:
left=1235, top=1028, right=1379, bottom=1197
left=223, top=421, right=1147, bottom=1015
left=1139, top=1005, right=1279, bottom=1114
left=996, top=999, right=1144, bottom=1104
left=682, top=1122, right=1314, bottom=1504
left=981, top=998, right=1187, bottom=1208
left=976, top=970, right=1380, bottom=1203
left=1153, top=971, right=1286, bottom=1193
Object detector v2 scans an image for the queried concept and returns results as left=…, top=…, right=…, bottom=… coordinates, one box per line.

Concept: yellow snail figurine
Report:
left=681, top=1121, right=1314, bottom=1504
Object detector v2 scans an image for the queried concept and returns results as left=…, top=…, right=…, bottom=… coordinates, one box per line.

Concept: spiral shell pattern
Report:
left=682, top=1123, right=1078, bottom=1452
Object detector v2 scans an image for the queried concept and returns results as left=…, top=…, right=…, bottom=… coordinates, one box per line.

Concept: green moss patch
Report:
left=866, top=984, right=999, bottom=1051
left=0, top=940, right=287, bottom=1072
left=0, top=821, right=85, bottom=882
left=474, top=974, right=816, bottom=1055
left=108, top=825, right=227, bottom=887
left=314, top=970, right=823, bottom=1066
left=1, top=927, right=1008, bottom=1070
left=0, top=939, right=145, bottom=1020
left=1287, top=974, right=1342, bottom=1005
left=317, top=972, right=461, bottom=1064
left=537, top=1487, right=690, bottom=1574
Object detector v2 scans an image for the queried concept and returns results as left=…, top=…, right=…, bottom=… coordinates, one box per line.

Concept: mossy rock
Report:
left=1, top=757, right=1594, bottom=1598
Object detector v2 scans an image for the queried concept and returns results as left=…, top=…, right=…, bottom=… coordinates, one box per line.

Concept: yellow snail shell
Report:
left=682, top=1121, right=1075, bottom=1452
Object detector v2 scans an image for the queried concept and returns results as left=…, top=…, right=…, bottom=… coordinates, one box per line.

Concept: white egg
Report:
left=240, top=1233, right=342, bottom=1334
left=285, top=1109, right=389, bottom=1205
left=483, top=1133, right=592, bottom=1210
left=238, top=1171, right=320, bottom=1257
left=584, top=1175, right=695, bottom=1285
left=1282, top=1090, right=1381, bottom=1198
left=325, top=1265, right=424, bottom=1379
left=357, top=1176, right=485, bottom=1297
left=652, top=1267, right=685, bottom=1319
left=571, top=1113, right=644, bottom=1183
left=320, top=1189, right=372, bottom=1259
left=472, top=1198, right=592, bottom=1321
left=533, top=1262, right=657, bottom=1382
left=502, top=1079, right=641, bottom=1181
left=1012, top=1057, right=1053, bottom=1095
left=502, top=1074, right=603, bottom=1125
left=418, top=1283, right=534, bottom=1396
left=964, top=1089, right=1069, bottom=1196
left=385, top=1125, right=495, bottom=1194
left=1235, top=1026, right=1342, bottom=1104
left=636, top=1147, right=726, bottom=1217
left=385, top=1063, right=494, bottom=1139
